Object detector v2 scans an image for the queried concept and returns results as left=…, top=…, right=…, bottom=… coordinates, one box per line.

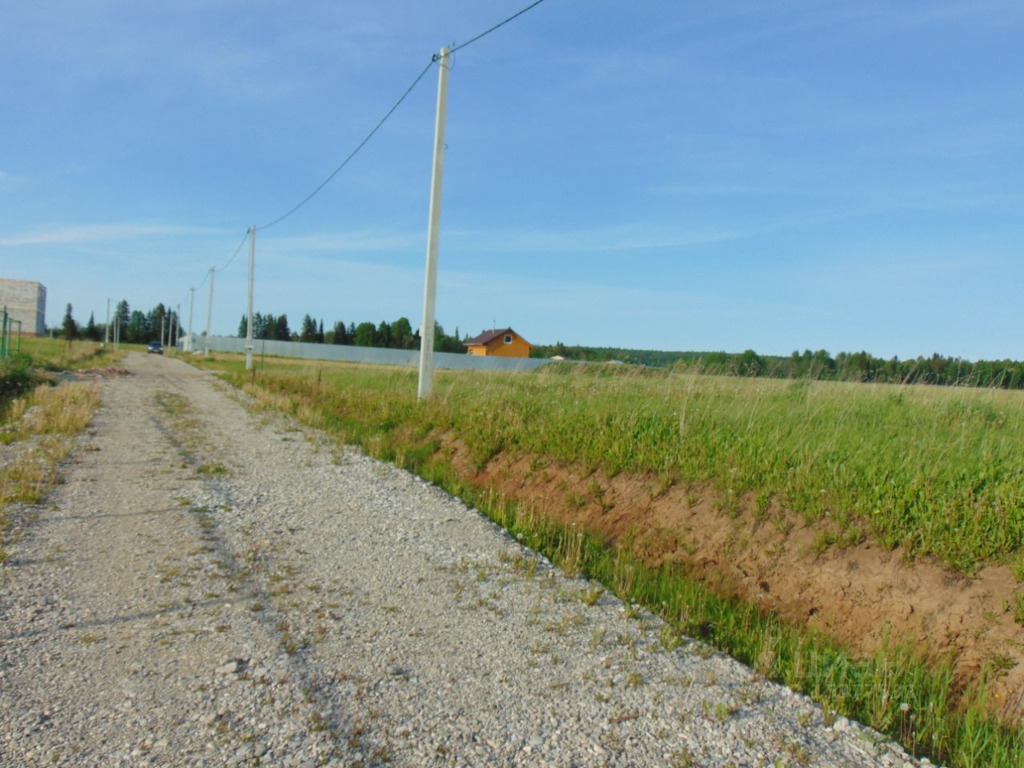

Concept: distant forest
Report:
left=237, top=313, right=466, bottom=353
left=236, top=313, right=1024, bottom=390
left=531, top=343, right=1024, bottom=389
left=57, top=303, right=1023, bottom=389
left=239, top=312, right=1024, bottom=389
left=56, top=301, right=182, bottom=345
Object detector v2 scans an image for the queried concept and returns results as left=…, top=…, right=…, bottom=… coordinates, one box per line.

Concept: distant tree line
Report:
left=531, top=343, right=1024, bottom=390
left=237, top=313, right=466, bottom=352
left=48, top=303, right=1024, bottom=389
left=54, top=301, right=182, bottom=345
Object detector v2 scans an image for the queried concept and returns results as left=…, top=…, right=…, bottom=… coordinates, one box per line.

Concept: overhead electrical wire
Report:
left=216, top=230, right=252, bottom=272
left=255, top=0, right=549, bottom=234
left=188, top=0, right=550, bottom=310
left=256, top=59, right=436, bottom=233
left=182, top=230, right=245, bottom=314
left=448, top=0, right=548, bottom=55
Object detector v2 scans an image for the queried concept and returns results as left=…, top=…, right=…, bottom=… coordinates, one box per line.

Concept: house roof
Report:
left=464, top=328, right=526, bottom=347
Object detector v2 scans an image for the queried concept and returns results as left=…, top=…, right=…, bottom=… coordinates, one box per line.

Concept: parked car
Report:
left=147, top=341, right=164, bottom=354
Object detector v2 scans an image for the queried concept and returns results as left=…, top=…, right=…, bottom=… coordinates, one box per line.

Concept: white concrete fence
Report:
left=185, top=335, right=552, bottom=373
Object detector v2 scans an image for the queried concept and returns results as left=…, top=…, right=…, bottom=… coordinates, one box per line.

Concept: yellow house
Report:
left=464, top=328, right=533, bottom=358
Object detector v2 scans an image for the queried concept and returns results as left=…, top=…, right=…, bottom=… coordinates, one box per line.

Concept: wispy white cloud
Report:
left=262, top=230, right=421, bottom=255
left=1, top=2, right=418, bottom=108
left=444, top=223, right=756, bottom=256
left=0, top=223, right=227, bottom=247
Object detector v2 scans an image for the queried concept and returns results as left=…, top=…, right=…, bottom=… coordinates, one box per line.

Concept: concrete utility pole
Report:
left=245, top=226, right=255, bottom=371
left=417, top=46, right=451, bottom=401
left=187, top=288, right=195, bottom=353
left=103, top=298, right=110, bottom=348
left=205, top=267, right=215, bottom=357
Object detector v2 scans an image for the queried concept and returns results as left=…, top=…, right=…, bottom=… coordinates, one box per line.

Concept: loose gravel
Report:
left=0, top=353, right=937, bottom=767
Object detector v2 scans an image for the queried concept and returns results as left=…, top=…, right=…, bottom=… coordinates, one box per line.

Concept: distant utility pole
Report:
left=187, top=287, right=195, bottom=353
left=205, top=267, right=215, bottom=357
left=417, top=46, right=451, bottom=401
left=103, top=298, right=110, bottom=348
left=245, top=226, right=255, bottom=371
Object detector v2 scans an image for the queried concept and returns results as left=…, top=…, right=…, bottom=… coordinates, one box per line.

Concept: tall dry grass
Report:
left=0, top=382, right=101, bottom=549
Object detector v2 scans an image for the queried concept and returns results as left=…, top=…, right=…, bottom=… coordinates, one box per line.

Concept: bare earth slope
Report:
left=0, top=353, right=927, bottom=767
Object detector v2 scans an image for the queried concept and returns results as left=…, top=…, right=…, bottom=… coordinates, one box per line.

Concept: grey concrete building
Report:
left=0, top=279, right=47, bottom=336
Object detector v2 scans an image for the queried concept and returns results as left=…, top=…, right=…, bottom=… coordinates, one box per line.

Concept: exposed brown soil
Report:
left=444, top=439, right=1024, bottom=721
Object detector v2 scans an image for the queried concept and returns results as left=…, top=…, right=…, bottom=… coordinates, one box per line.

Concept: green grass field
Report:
left=217, top=357, right=1024, bottom=573
left=194, top=354, right=1024, bottom=765
left=9, top=336, right=122, bottom=372
left=1, top=339, right=107, bottom=559
left=1, top=338, right=121, bottom=407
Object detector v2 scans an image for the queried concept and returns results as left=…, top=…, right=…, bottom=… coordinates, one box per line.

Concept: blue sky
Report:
left=2, top=1, right=1022, bottom=360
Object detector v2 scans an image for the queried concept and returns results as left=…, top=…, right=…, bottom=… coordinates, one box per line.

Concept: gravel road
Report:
left=0, top=353, right=932, bottom=767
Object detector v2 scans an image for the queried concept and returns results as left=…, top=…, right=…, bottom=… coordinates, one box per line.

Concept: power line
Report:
left=216, top=230, right=252, bottom=273
left=254, top=0, right=549, bottom=234
left=449, top=0, right=549, bottom=55
left=190, top=0, right=550, bottom=313
left=187, top=229, right=245, bottom=301
left=256, top=58, right=437, bottom=233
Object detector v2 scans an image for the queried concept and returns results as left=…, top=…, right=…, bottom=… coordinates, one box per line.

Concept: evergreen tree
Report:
left=258, top=313, right=275, bottom=340
left=330, top=321, right=347, bottom=345
left=238, top=312, right=283, bottom=340
left=114, top=300, right=130, bottom=341
left=274, top=314, right=291, bottom=341
left=85, top=312, right=100, bottom=341
left=62, top=303, right=77, bottom=344
left=148, top=303, right=167, bottom=343
left=299, top=314, right=317, bottom=343
left=127, top=311, right=149, bottom=343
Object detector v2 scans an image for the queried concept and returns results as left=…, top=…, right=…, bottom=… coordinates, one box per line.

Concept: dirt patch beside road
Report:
left=457, top=442, right=1024, bottom=720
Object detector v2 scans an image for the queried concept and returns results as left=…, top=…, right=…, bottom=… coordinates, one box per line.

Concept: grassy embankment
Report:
left=198, top=353, right=1023, bottom=767
left=0, top=339, right=114, bottom=554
